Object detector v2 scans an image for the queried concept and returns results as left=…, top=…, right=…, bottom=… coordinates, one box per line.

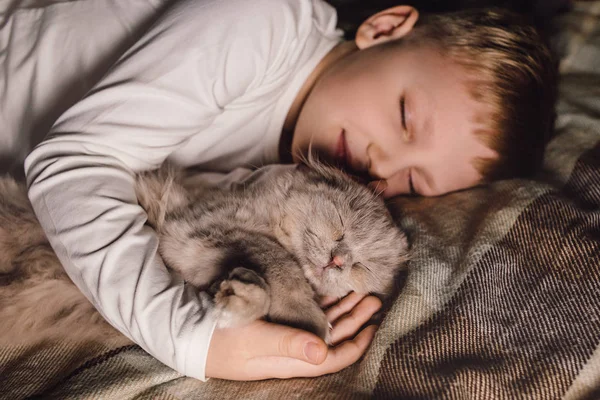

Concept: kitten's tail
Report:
left=0, top=176, right=49, bottom=275
left=0, top=178, right=121, bottom=345
left=134, top=165, right=190, bottom=230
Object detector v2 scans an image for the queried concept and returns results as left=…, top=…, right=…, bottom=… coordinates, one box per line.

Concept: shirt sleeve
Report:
left=23, top=0, right=284, bottom=380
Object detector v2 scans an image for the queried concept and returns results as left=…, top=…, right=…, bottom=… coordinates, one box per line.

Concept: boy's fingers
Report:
left=259, top=324, right=379, bottom=379
left=325, top=292, right=366, bottom=322
left=329, top=296, right=382, bottom=346
left=208, top=304, right=380, bottom=380
left=249, top=321, right=328, bottom=365
left=319, top=295, right=339, bottom=308
left=322, top=324, right=378, bottom=374
left=299, top=324, right=378, bottom=377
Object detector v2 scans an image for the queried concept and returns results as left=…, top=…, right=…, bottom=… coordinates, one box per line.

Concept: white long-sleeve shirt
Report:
left=1, top=0, right=167, bottom=176
left=24, top=0, right=342, bottom=380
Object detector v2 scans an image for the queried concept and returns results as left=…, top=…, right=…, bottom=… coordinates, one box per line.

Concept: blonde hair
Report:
left=405, top=8, right=558, bottom=181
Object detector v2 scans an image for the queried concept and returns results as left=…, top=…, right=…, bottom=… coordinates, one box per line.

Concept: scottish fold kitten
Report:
left=135, top=162, right=410, bottom=341
left=0, top=162, right=409, bottom=343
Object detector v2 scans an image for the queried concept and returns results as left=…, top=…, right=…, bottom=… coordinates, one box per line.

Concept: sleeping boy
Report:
left=24, top=0, right=556, bottom=381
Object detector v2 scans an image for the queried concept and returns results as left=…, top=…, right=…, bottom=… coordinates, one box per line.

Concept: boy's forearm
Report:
left=24, top=144, right=217, bottom=380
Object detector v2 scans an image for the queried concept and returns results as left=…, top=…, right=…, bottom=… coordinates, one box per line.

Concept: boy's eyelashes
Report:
left=400, top=96, right=407, bottom=130
left=400, top=96, right=411, bottom=141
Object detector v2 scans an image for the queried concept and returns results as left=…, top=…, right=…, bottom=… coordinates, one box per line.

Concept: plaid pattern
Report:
left=1, top=2, right=599, bottom=399
left=373, top=147, right=600, bottom=398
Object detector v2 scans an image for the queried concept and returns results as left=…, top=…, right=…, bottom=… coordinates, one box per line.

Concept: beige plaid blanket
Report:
left=1, top=2, right=600, bottom=399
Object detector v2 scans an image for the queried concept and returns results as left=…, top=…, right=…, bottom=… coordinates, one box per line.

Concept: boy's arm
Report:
left=23, top=0, right=265, bottom=379
left=25, top=0, right=378, bottom=380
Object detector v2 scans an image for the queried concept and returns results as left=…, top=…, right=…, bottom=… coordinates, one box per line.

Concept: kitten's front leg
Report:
left=267, top=262, right=331, bottom=344
left=269, top=298, right=331, bottom=344
left=213, top=267, right=270, bottom=329
left=215, top=235, right=331, bottom=343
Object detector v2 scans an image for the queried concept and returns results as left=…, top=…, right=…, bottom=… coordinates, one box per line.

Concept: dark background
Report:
left=329, top=0, right=573, bottom=39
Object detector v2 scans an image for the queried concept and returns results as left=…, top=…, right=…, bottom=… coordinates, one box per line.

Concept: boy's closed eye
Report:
left=400, top=95, right=414, bottom=143
left=399, top=95, right=417, bottom=196
left=400, top=96, right=407, bottom=132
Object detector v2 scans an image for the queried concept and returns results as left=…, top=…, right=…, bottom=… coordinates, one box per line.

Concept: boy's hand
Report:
left=205, top=292, right=381, bottom=380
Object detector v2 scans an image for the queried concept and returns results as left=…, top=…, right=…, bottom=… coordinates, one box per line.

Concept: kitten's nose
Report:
left=332, top=255, right=344, bottom=267
left=329, top=243, right=351, bottom=270
left=325, top=255, right=345, bottom=270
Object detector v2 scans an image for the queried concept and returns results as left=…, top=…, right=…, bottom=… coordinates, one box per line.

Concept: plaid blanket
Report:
left=1, top=2, right=599, bottom=399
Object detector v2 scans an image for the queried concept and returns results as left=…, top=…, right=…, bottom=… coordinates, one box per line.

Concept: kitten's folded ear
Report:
left=296, top=162, right=311, bottom=173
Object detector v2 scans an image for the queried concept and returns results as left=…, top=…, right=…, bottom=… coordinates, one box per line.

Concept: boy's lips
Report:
left=335, top=129, right=370, bottom=185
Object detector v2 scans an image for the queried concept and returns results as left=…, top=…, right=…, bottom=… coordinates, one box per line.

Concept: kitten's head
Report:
left=273, top=162, right=410, bottom=298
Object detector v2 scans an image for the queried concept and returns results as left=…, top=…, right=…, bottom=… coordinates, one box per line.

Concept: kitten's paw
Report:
left=325, top=322, right=333, bottom=346
left=214, top=267, right=270, bottom=329
left=300, top=307, right=332, bottom=344
left=302, top=309, right=332, bottom=344
left=314, top=314, right=333, bottom=345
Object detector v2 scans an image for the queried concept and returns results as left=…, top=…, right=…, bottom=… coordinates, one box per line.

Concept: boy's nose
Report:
left=367, top=143, right=413, bottom=197
left=367, top=143, right=398, bottom=180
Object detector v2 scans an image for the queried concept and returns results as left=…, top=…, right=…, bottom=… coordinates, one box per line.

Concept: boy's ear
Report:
left=355, top=6, right=419, bottom=50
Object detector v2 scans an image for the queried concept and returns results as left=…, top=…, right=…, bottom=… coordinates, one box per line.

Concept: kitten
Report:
left=0, top=162, right=409, bottom=344
left=135, top=162, right=410, bottom=341
left=0, top=177, right=121, bottom=344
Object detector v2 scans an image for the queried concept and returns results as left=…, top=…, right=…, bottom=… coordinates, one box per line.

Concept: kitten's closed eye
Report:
left=354, top=262, right=371, bottom=272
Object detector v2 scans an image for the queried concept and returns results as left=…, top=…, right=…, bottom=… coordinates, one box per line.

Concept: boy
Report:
left=24, top=0, right=555, bottom=381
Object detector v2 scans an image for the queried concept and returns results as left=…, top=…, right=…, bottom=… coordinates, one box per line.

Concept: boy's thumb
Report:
left=281, top=333, right=327, bottom=364
left=302, top=340, right=327, bottom=364
left=268, top=328, right=327, bottom=364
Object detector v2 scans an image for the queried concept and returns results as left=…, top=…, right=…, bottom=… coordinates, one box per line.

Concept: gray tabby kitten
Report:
left=135, top=162, right=410, bottom=342
left=0, top=162, right=408, bottom=344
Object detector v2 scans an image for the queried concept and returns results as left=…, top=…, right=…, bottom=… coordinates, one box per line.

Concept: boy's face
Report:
left=291, top=42, right=498, bottom=198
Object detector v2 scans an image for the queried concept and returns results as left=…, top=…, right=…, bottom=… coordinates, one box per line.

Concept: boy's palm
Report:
left=205, top=292, right=381, bottom=380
